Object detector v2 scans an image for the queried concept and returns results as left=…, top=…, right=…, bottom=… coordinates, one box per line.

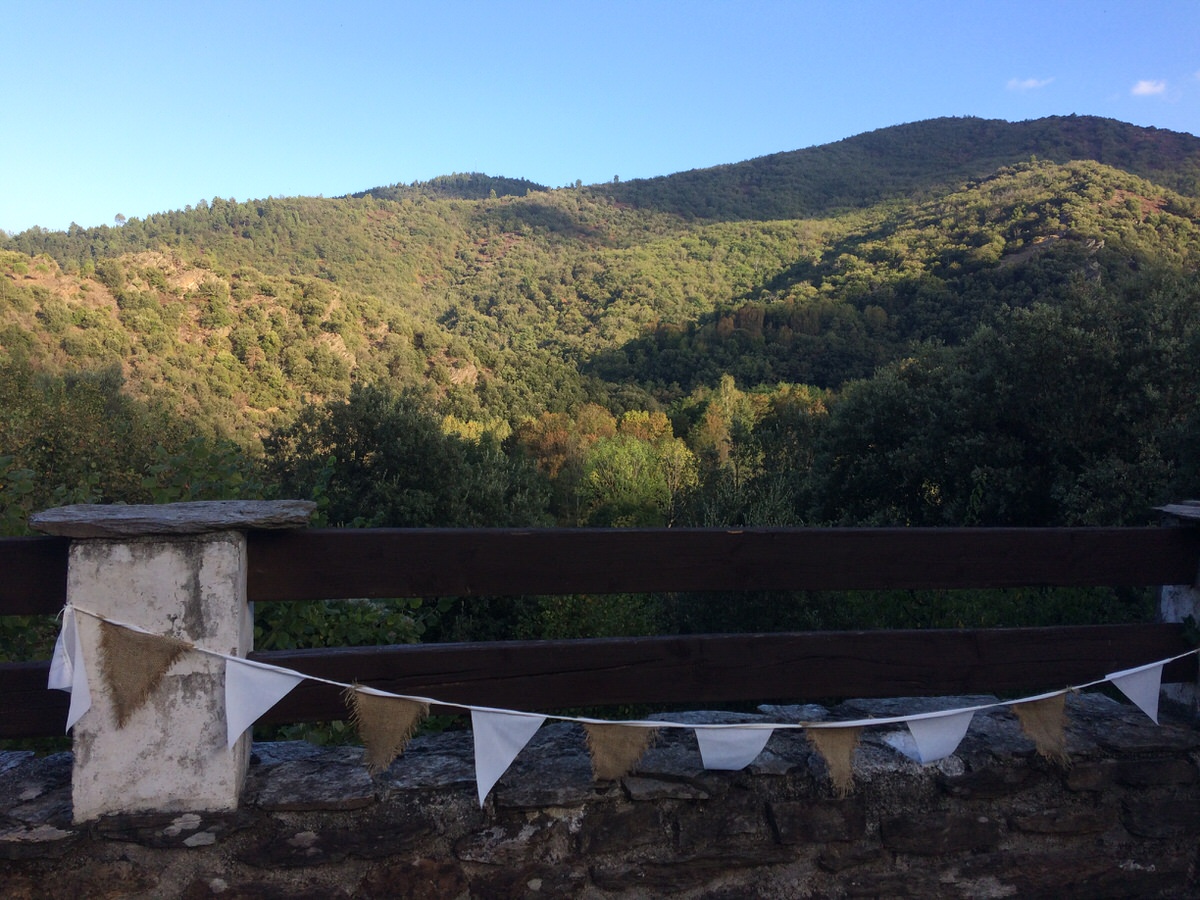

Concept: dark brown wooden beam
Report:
left=3, top=624, right=1193, bottom=737
left=246, top=527, right=1200, bottom=602
left=0, top=661, right=70, bottom=738
left=6, top=527, right=1198, bottom=615
left=0, top=536, right=69, bottom=615
left=248, top=623, right=1197, bottom=724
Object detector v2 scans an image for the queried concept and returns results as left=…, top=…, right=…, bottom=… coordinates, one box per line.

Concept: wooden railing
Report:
left=3, top=526, right=1199, bottom=738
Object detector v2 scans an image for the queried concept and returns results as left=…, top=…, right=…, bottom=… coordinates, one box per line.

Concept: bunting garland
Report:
left=50, top=605, right=1199, bottom=802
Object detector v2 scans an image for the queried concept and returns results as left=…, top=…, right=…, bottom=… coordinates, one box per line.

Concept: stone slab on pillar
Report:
left=30, top=501, right=314, bottom=824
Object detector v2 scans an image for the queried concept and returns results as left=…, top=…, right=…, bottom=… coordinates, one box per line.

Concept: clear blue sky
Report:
left=3, top=0, right=1198, bottom=235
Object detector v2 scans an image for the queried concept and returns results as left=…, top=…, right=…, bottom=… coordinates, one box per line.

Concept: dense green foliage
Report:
left=3, top=114, right=1199, bottom=659
left=265, top=383, right=550, bottom=528
left=348, top=172, right=549, bottom=202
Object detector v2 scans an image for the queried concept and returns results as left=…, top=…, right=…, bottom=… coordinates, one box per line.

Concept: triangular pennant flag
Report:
left=48, top=608, right=92, bottom=731
left=905, top=710, right=975, bottom=764
left=67, top=615, right=93, bottom=731
left=471, top=710, right=545, bottom=807
left=98, top=621, right=192, bottom=728
left=47, top=607, right=77, bottom=692
left=345, top=686, right=429, bottom=774
left=807, top=726, right=862, bottom=797
left=1108, top=662, right=1164, bottom=725
left=584, top=723, right=657, bottom=780
left=224, top=657, right=306, bottom=749
left=695, top=726, right=774, bottom=770
left=1012, top=694, right=1069, bottom=766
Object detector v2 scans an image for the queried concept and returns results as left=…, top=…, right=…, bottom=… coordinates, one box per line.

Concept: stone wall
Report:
left=2, top=693, right=1199, bottom=898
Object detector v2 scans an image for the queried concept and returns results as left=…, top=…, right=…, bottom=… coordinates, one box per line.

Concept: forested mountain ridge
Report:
left=596, top=115, right=1200, bottom=220
left=346, top=172, right=550, bottom=202
left=2, top=115, right=1200, bottom=542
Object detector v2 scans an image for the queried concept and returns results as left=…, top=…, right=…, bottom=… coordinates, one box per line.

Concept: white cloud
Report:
left=1131, top=79, right=1167, bottom=96
left=1006, top=77, right=1053, bottom=91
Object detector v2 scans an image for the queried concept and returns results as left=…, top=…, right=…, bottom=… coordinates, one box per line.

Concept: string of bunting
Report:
left=49, top=605, right=1196, bottom=805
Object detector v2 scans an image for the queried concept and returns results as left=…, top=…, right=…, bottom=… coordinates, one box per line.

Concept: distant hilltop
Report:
left=592, top=115, right=1200, bottom=221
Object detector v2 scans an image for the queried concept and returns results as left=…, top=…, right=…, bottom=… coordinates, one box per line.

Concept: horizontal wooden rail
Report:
left=0, top=536, right=69, bottom=615
left=4, top=527, right=1198, bottom=615
left=3, top=624, right=1194, bottom=737
left=245, top=526, right=1200, bottom=601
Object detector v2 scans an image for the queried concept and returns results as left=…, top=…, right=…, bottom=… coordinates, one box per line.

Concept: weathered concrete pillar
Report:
left=30, top=501, right=313, bottom=823
left=1157, top=502, right=1200, bottom=718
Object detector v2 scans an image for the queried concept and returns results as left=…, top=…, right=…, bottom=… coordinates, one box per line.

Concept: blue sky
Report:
left=3, top=0, right=1198, bottom=234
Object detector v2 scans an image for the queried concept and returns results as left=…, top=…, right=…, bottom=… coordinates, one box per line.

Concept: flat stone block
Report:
left=1008, top=806, right=1117, bottom=835
left=769, top=798, right=866, bottom=844
left=1116, top=757, right=1197, bottom=786
left=249, top=759, right=376, bottom=812
left=623, top=775, right=711, bottom=801
left=454, top=815, right=570, bottom=865
left=92, top=809, right=256, bottom=848
left=579, top=803, right=666, bottom=854
left=881, top=811, right=1001, bottom=855
left=940, top=764, right=1037, bottom=799
left=31, top=500, right=315, bottom=538
left=1122, top=797, right=1200, bottom=839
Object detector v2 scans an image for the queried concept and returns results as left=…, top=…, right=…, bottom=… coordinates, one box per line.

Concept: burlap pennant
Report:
left=98, top=621, right=192, bottom=727
left=584, top=723, right=658, bottom=780
left=1012, top=693, right=1069, bottom=766
left=806, top=726, right=862, bottom=797
left=344, top=686, right=429, bottom=775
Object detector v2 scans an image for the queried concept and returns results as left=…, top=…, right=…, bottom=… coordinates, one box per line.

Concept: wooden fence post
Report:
left=1158, top=502, right=1200, bottom=718
left=29, top=501, right=313, bottom=823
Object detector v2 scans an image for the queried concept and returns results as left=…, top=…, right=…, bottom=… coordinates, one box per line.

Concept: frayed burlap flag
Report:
left=344, top=686, right=429, bottom=775
left=98, top=621, right=192, bottom=728
left=584, top=723, right=658, bottom=780
left=807, top=726, right=862, bottom=797
left=1012, top=694, right=1070, bottom=766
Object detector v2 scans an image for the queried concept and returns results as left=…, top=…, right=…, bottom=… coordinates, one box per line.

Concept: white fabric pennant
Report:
left=49, top=608, right=93, bottom=731
left=224, top=657, right=306, bottom=748
left=695, top=726, right=774, bottom=770
left=472, top=710, right=545, bottom=806
left=1108, top=661, right=1164, bottom=725
left=66, top=609, right=93, bottom=731
left=47, top=607, right=77, bottom=692
left=905, top=709, right=975, bottom=763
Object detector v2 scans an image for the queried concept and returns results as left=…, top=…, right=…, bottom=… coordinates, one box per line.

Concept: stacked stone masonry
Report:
left=2, top=693, right=1199, bottom=898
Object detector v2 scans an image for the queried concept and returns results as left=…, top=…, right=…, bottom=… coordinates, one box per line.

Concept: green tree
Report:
left=265, top=383, right=550, bottom=528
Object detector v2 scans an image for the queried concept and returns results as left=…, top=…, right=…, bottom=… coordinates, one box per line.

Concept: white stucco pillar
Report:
left=30, top=500, right=313, bottom=824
